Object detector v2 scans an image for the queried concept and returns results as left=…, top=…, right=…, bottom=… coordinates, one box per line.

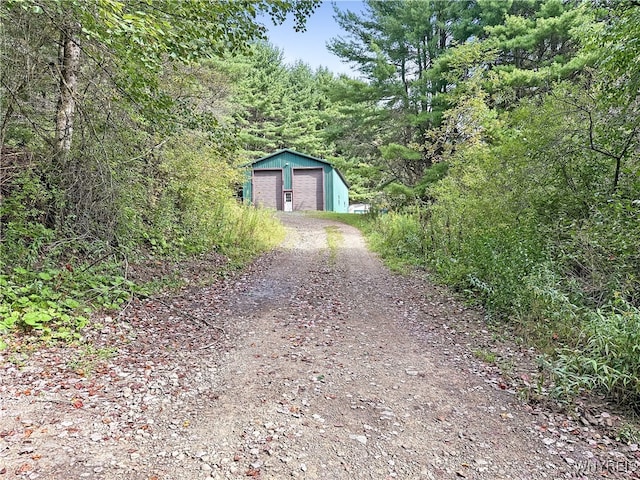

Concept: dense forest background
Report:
left=1, top=1, right=639, bottom=410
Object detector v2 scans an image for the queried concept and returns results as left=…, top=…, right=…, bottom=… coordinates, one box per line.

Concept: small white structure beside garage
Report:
left=348, top=203, right=371, bottom=214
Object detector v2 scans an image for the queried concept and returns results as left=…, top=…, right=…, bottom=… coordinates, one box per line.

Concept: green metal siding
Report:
left=243, top=150, right=349, bottom=212
left=331, top=169, right=349, bottom=213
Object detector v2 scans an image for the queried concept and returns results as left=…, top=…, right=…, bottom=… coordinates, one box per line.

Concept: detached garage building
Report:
left=243, top=149, right=349, bottom=213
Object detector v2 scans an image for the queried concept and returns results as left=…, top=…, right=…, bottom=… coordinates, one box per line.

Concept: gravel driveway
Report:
left=1, top=214, right=638, bottom=479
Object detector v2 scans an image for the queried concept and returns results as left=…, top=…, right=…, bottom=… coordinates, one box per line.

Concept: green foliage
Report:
left=224, top=204, right=284, bottom=260
left=586, top=2, right=640, bottom=103
left=382, top=183, right=419, bottom=209
left=480, top=0, right=591, bottom=81
left=134, top=129, right=284, bottom=259
left=419, top=102, right=546, bottom=313
left=326, top=0, right=590, bottom=191
left=146, top=130, right=240, bottom=254
left=473, top=348, right=498, bottom=365
left=65, top=344, right=118, bottom=375
left=324, top=226, right=342, bottom=265
left=220, top=204, right=285, bottom=261
left=0, top=170, right=55, bottom=268
left=550, top=300, right=640, bottom=409
left=0, top=2, right=307, bottom=346
left=367, top=210, right=428, bottom=272
left=617, top=422, right=640, bottom=444
left=0, top=264, right=136, bottom=344
left=0, top=200, right=281, bottom=348
left=327, top=0, right=466, bottom=182
left=415, top=162, right=449, bottom=197
left=227, top=42, right=340, bottom=161
left=3, top=0, right=320, bottom=129
left=419, top=73, right=640, bottom=317
left=556, top=198, right=640, bottom=307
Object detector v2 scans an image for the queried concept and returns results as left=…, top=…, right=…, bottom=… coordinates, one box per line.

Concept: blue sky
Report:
left=263, top=1, right=365, bottom=76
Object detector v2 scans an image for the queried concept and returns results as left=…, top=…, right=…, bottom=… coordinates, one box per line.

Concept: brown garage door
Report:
left=253, top=170, right=283, bottom=210
left=293, top=168, right=323, bottom=211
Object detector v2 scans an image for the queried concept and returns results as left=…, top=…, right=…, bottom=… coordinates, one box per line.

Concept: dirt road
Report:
left=1, top=214, right=636, bottom=479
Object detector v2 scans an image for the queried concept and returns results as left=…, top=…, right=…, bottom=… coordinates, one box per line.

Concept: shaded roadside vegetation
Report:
left=0, top=0, right=311, bottom=347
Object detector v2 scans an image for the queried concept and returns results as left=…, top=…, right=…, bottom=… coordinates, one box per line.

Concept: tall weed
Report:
left=550, top=300, right=640, bottom=409
left=214, top=203, right=284, bottom=260
left=367, top=210, right=427, bottom=270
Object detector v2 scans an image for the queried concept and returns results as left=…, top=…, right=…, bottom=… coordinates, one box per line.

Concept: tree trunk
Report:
left=55, top=27, right=80, bottom=154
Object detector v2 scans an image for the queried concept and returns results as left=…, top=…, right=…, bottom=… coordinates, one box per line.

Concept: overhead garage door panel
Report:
left=293, top=168, right=323, bottom=211
left=253, top=170, right=283, bottom=210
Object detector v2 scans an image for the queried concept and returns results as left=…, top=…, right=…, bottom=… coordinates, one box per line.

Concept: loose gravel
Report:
left=1, top=213, right=639, bottom=479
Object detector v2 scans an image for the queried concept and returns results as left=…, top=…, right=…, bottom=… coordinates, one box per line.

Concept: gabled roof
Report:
left=249, top=148, right=331, bottom=166
left=248, top=149, right=349, bottom=188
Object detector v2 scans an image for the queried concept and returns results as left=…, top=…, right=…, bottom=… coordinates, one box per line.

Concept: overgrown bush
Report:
left=0, top=169, right=55, bottom=269
left=141, top=131, right=284, bottom=259
left=421, top=128, right=549, bottom=317
left=141, top=131, right=240, bottom=255
left=553, top=198, right=640, bottom=308
left=367, top=210, right=428, bottom=270
left=356, top=76, right=640, bottom=407
left=0, top=132, right=283, bottom=347
left=550, top=300, right=640, bottom=410
left=0, top=263, right=138, bottom=349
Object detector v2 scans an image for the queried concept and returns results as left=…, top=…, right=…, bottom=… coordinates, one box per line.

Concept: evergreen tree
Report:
left=328, top=0, right=477, bottom=180
left=229, top=43, right=340, bottom=160
left=327, top=0, right=588, bottom=193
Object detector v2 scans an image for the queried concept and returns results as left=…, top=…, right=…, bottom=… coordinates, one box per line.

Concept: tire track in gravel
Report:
left=144, top=214, right=576, bottom=480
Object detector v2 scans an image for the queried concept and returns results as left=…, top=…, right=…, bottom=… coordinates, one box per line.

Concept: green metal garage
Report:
left=243, top=149, right=349, bottom=213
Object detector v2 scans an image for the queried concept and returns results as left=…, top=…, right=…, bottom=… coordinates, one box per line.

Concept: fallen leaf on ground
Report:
left=15, top=464, right=32, bottom=474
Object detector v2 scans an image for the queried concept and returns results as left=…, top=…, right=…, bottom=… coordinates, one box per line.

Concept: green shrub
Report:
left=368, top=210, right=427, bottom=270
left=0, top=263, right=138, bottom=347
left=550, top=299, right=640, bottom=409
left=0, top=170, right=55, bottom=269
left=554, top=198, right=640, bottom=308
left=213, top=203, right=285, bottom=260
